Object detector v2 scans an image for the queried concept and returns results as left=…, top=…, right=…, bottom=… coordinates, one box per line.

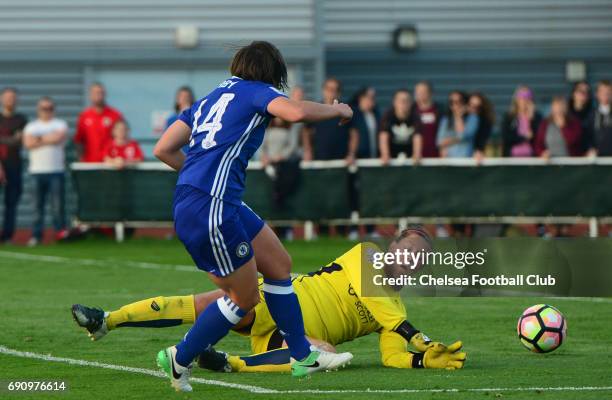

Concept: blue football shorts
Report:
left=173, top=184, right=264, bottom=277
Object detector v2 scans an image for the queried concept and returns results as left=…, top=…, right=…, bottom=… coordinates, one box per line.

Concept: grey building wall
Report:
left=324, top=0, right=612, bottom=47
left=0, top=0, right=316, bottom=48
left=0, top=64, right=83, bottom=126
left=324, top=1, right=612, bottom=123
left=0, top=0, right=322, bottom=96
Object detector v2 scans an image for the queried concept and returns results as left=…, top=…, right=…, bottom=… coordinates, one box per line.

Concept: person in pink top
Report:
left=501, top=86, right=543, bottom=157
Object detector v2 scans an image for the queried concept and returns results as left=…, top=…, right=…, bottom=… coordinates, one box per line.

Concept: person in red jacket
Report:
left=535, top=96, right=583, bottom=158
left=74, top=83, right=123, bottom=162
left=103, top=120, right=144, bottom=169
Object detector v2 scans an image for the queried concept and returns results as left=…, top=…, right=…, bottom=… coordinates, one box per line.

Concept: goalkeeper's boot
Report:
left=157, top=346, right=193, bottom=392
left=291, top=345, right=353, bottom=378
left=197, top=347, right=232, bottom=372
left=71, top=304, right=108, bottom=341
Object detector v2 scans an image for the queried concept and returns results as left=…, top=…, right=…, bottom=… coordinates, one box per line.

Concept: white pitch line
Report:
left=553, top=297, right=612, bottom=304
left=0, top=345, right=276, bottom=394
left=280, top=386, right=612, bottom=394
left=0, top=250, right=198, bottom=273
left=1, top=345, right=611, bottom=395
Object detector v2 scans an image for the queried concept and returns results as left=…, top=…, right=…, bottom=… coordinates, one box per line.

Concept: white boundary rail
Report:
left=72, top=156, right=612, bottom=171
left=70, top=158, right=612, bottom=240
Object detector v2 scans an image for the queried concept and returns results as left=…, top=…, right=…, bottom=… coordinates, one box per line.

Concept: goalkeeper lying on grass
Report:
left=72, top=227, right=466, bottom=371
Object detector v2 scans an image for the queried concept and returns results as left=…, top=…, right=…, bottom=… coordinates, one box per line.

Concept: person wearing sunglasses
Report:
left=23, top=97, right=69, bottom=246
left=568, top=81, right=593, bottom=134
left=436, top=91, right=479, bottom=158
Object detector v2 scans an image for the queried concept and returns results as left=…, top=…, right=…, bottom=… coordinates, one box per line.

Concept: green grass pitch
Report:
left=0, top=237, right=610, bottom=399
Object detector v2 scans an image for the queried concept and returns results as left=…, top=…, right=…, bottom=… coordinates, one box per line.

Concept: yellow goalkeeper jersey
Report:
left=291, top=242, right=406, bottom=346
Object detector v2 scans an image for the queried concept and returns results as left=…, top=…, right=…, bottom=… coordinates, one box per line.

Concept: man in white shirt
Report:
left=23, top=97, right=68, bottom=246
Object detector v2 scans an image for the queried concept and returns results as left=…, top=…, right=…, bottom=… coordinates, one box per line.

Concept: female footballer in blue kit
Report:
left=153, top=41, right=354, bottom=392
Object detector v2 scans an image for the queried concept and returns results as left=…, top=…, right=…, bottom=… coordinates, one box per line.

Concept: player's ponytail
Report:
left=230, top=41, right=288, bottom=90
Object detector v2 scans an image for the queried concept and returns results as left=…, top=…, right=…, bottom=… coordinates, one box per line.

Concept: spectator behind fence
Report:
left=413, top=81, right=440, bottom=157
left=379, top=88, right=422, bottom=164
left=286, top=85, right=305, bottom=156
left=469, top=92, right=495, bottom=161
left=437, top=91, right=479, bottom=158
left=103, top=120, right=144, bottom=169
left=261, top=86, right=303, bottom=240
left=351, top=87, right=379, bottom=159
left=302, top=77, right=357, bottom=163
left=347, top=86, right=379, bottom=239
left=23, top=97, right=69, bottom=246
left=301, top=78, right=357, bottom=238
left=166, top=86, right=195, bottom=128
left=261, top=86, right=302, bottom=169
left=502, top=86, right=542, bottom=157
left=568, top=81, right=593, bottom=134
left=74, top=82, right=123, bottom=162
left=288, top=85, right=305, bottom=137
left=535, top=96, right=583, bottom=158
left=261, top=117, right=299, bottom=171
left=0, top=87, right=27, bottom=243
left=585, top=80, right=612, bottom=156
left=261, top=117, right=300, bottom=239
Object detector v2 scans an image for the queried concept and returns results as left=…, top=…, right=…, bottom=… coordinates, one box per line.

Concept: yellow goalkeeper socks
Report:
left=106, top=295, right=195, bottom=330
left=227, top=348, right=291, bottom=373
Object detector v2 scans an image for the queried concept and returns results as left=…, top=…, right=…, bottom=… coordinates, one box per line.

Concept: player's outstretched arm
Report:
left=394, top=320, right=448, bottom=352
left=267, top=97, right=353, bottom=124
left=153, top=120, right=191, bottom=170
left=379, top=330, right=466, bottom=370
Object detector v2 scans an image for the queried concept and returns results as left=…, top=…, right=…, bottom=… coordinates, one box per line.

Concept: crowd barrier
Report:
left=71, top=157, right=612, bottom=239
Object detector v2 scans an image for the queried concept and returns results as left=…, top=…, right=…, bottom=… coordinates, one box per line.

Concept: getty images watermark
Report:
left=370, top=248, right=556, bottom=288
left=361, top=238, right=612, bottom=297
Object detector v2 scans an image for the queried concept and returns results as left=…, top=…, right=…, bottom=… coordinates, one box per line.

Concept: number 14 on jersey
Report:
left=191, top=93, right=235, bottom=149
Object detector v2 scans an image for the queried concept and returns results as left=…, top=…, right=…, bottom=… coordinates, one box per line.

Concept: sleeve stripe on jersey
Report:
left=210, top=114, right=260, bottom=197
left=217, top=115, right=265, bottom=199
left=268, top=87, right=288, bottom=97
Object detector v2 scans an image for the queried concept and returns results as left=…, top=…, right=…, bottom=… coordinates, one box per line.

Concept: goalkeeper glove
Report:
left=395, top=321, right=455, bottom=353
left=412, top=341, right=466, bottom=370
left=409, top=331, right=437, bottom=352
left=395, top=321, right=440, bottom=352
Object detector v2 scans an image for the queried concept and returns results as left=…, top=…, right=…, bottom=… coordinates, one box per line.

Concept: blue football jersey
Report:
left=176, top=76, right=286, bottom=204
